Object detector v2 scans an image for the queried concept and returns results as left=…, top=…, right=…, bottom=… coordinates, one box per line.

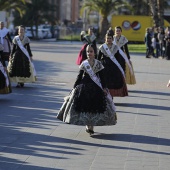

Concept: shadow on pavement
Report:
left=116, top=103, right=170, bottom=111
left=0, top=59, right=74, bottom=170
left=116, top=110, right=159, bottom=117
left=128, top=90, right=170, bottom=96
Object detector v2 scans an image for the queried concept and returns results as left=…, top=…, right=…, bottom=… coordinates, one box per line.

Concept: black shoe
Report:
left=16, top=83, right=20, bottom=88
left=20, top=83, right=24, bottom=87
left=86, top=128, right=94, bottom=135
left=89, top=129, right=94, bottom=134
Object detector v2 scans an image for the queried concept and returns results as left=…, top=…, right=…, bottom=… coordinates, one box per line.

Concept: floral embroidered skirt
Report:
left=7, top=51, right=36, bottom=83
left=125, top=62, right=136, bottom=85
left=0, top=71, right=12, bottom=94
left=57, top=85, right=117, bottom=126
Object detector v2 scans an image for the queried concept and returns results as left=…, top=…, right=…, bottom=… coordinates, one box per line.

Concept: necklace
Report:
left=88, top=59, right=95, bottom=67
left=19, top=35, right=24, bottom=41
left=116, top=36, right=121, bottom=42
left=107, top=43, right=112, bottom=48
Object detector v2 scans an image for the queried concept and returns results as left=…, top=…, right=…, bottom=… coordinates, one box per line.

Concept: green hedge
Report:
left=58, top=36, right=146, bottom=54
left=59, top=35, right=80, bottom=41
left=128, top=44, right=146, bottom=53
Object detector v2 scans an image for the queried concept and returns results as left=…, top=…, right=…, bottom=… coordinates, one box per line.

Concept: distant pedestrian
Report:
left=164, top=26, right=170, bottom=60
left=0, top=43, right=12, bottom=94
left=113, top=26, right=136, bottom=85
left=57, top=45, right=117, bottom=135
left=0, top=21, right=12, bottom=62
left=145, top=27, right=153, bottom=58
left=7, top=25, right=36, bottom=88
left=153, top=27, right=160, bottom=58
left=98, top=31, right=128, bottom=97
left=76, top=27, right=97, bottom=65
left=158, top=27, right=166, bottom=58
left=165, top=36, right=170, bottom=60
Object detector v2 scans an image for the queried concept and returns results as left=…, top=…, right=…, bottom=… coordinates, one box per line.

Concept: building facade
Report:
left=59, top=0, right=80, bottom=24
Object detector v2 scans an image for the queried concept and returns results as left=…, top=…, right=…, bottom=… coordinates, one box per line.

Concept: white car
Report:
left=39, top=28, right=52, bottom=38
left=25, top=27, right=44, bottom=39
left=38, top=25, right=52, bottom=38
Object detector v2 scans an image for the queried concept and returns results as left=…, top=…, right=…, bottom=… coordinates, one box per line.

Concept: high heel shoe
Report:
left=20, top=83, right=24, bottom=87
left=16, top=83, right=20, bottom=88
left=86, top=129, right=94, bottom=135
left=86, top=126, right=94, bottom=135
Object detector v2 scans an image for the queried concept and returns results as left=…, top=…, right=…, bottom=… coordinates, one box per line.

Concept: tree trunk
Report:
left=99, top=16, right=109, bottom=43
left=148, top=0, right=159, bottom=27
left=157, top=0, right=164, bottom=26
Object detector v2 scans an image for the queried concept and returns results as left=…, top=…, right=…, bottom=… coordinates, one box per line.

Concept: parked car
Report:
left=38, top=25, right=52, bottom=38
left=25, top=27, right=44, bottom=39
left=39, top=28, right=52, bottom=38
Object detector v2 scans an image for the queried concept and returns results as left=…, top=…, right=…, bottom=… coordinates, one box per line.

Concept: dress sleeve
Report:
left=10, top=44, right=17, bottom=57
left=98, top=69, right=106, bottom=89
left=7, top=32, right=12, bottom=43
left=81, top=35, right=85, bottom=41
left=0, top=51, right=6, bottom=67
left=26, top=43, right=33, bottom=57
left=124, top=43, right=130, bottom=59
left=97, top=50, right=103, bottom=60
left=73, top=70, right=84, bottom=88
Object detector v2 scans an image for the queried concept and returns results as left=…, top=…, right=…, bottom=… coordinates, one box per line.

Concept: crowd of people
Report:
left=1, top=21, right=169, bottom=136
left=145, top=26, right=170, bottom=60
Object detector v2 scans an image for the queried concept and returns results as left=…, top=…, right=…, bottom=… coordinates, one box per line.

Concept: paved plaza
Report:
left=0, top=41, right=170, bottom=170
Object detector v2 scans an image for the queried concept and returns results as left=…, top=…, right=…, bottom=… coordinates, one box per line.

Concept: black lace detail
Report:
left=101, top=57, right=123, bottom=89
left=74, top=83, right=106, bottom=113
left=0, top=71, right=6, bottom=89
left=8, top=48, right=31, bottom=78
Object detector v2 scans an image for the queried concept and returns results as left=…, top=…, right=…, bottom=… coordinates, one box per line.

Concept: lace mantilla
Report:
left=113, top=35, right=128, bottom=48
left=13, top=36, right=30, bottom=45
left=79, top=59, right=104, bottom=74
left=99, top=43, right=119, bottom=57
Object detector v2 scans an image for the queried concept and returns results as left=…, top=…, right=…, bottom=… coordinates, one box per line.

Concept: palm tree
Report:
left=81, top=0, right=126, bottom=42
left=148, top=0, right=160, bottom=27
left=148, top=0, right=170, bottom=27
left=157, top=0, right=164, bottom=26
left=0, top=0, right=26, bottom=16
left=157, top=0, right=170, bottom=26
left=127, top=0, right=149, bottom=15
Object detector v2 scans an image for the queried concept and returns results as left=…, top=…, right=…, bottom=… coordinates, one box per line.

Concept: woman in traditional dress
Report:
left=8, top=25, right=36, bottom=88
left=165, top=36, right=170, bottom=60
left=57, top=45, right=117, bottom=135
left=0, top=21, right=12, bottom=62
left=76, top=27, right=97, bottom=65
left=158, top=27, right=166, bottom=58
left=113, top=26, right=136, bottom=85
left=0, top=44, right=12, bottom=94
left=98, top=32, right=128, bottom=97
left=165, top=27, right=170, bottom=60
